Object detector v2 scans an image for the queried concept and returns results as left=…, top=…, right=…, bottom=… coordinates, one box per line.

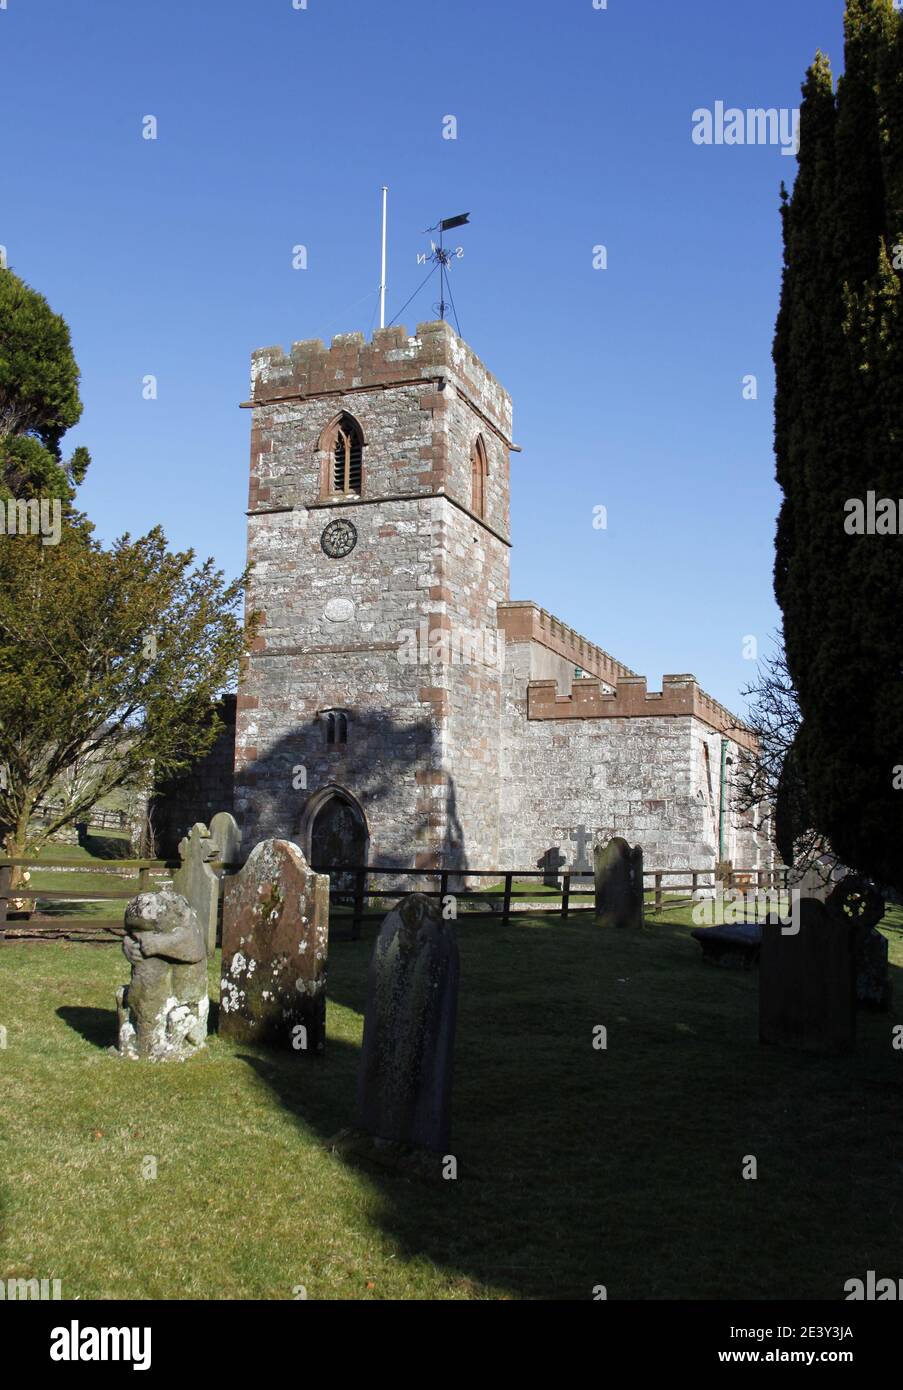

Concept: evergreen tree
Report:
left=0, top=267, right=90, bottom=501
left=773, top=0, right=903, bottom=891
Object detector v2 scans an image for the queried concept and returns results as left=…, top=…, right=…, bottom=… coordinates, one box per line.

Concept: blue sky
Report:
left=1, top=0, right=847, bottom=711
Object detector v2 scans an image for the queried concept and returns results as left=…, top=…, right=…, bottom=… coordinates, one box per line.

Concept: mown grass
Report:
left=1, top=907, right=902, bottom=1301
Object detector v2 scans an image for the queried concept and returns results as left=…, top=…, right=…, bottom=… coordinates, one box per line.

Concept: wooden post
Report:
left=0, top=863, right=9, bottom=944
left=138, top=865, right=152, bottom=893
left=502, top=873, right=513, bottom=924
left=561, top=872, right=571, bottom=920
left=352, top=867, right=366, bottom=941
left=692, top=870, right=698, bottom=896
left=655, top=872, right=663, bottom=915
left=439, top=871, right=449, bottom=907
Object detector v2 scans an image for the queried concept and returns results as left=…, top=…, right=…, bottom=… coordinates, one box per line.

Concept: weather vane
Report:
left=419, top=213, right=470, bottom=326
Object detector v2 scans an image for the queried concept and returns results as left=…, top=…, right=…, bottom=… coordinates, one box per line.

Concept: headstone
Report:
left=171, top=822, right=219, bottom=956
left=833, top=874, right=890, bottom=1012
left=219, top=838, right=328, bottom=1050
left=538, top=846, right=566, bottom=889
left=209, top=811, right=242, bottom=869
left=115, top=889, right=208, bottom=1061
left=758, top=876, right=882, bottom=1055
left=594, top=837, right=644, bottom=929
left=356, top=894, right=459, bottom=1153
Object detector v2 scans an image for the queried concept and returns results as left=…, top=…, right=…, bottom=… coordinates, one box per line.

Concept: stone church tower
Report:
left=234, top=321, right=515, bottom=876
left=234, top=319, right=766, bottom=882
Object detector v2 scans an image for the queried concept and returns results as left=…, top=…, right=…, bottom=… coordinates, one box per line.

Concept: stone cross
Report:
left=594, top=836, right=644, bottom=929
left=115, top=888, right=208, bottom=1061
left=356, top=894, right=459, bottom=1153
left=172, top=822, right=219, bottom=956
left=569, top=824, right=594, bottom=874
left=220, top=838, right=328, bottom=1051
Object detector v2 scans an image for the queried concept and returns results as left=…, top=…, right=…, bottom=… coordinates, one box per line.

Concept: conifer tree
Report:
left=773, top=0, right=903, bottom=891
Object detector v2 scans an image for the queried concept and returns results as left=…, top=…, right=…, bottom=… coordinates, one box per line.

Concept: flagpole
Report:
left=379, top=186, right=388, bottom=329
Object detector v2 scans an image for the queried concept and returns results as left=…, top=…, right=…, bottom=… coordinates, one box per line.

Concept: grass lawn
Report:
left=1, top=907, right=902, bottom=1301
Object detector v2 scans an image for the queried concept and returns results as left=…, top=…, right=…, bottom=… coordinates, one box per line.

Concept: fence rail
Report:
left=0, top=852, right=787, bottom=943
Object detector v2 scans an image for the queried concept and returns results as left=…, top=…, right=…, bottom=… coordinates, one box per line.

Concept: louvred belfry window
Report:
left=332, top=416, right=363, bottom=495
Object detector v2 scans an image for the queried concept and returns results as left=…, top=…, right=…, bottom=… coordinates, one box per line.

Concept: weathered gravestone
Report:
left=115, top=889, right=208, bottom=1061
left=594, top=837, right=644, bottom=929
left=759, top=876, right=883, bottom=1055
left=209, top=811, right=242, bottom=870
left=219, top=838, right=328, bottom=1051
left=171, top=822, right=219, bottom=956
left=355, top=894, right=459, bottom=1153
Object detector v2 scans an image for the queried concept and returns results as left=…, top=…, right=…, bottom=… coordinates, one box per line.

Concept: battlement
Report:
left=498, top=601, right=637, bottom=688
left=248, top=320, right=513, bottom=440
left=527, top=672, right=756, bottom=750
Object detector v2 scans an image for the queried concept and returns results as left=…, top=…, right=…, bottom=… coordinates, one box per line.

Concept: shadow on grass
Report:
left=232, top=913, right=903, bottom=1300
left=57, top=1004, right=117, bottom=1050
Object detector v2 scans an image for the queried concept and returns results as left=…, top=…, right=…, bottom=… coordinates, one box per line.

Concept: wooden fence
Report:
left=0, top=853, right=788, bottom=944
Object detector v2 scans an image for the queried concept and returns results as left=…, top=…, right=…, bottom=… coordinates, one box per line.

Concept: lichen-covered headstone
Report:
left=594, top=837, right=644, bottom=929
left=115, top=889, right=208, bottom=1061
left=355, top=894, right=459, bottom=1153
left=219, top=838, right=328, bottom=1050
left=171, top=822, right=219, bottom=956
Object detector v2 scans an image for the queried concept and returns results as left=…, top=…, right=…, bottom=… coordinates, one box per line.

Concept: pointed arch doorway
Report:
left=301, top=787, right=369, bottom=900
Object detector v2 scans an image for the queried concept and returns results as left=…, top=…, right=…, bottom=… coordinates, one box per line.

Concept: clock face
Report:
left=320, top=518, right=358, bottom=559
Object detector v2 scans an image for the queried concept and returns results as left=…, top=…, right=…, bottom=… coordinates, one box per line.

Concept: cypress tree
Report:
left=773, top=0, right=903, bottom=892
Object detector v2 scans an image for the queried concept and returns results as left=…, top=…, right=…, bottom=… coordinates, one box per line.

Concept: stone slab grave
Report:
left=690, top=922, right=762, bottom=968
left=114, top=888, right=208, bottom=1061
left=353, top=893, right=459, bottom=1158
left=594, top=836, right=644, bottom=929
left=219, top=838, right=328, bottom=1050
left=759, top=876, right=884, bottom=1055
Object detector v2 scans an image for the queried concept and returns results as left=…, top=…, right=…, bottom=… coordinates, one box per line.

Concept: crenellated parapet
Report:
left=527, top=672, right=757, bottom=750
left=498, top=601, right=637, bottom=687
left=246, top=320, right=514, bottom=444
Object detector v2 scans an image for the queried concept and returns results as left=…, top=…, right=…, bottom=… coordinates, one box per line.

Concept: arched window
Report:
left=323, top=709, right=349, bottom=747
left=331, top=414, right=363, bottom=496
left=471, top=435, right=488, bottom=518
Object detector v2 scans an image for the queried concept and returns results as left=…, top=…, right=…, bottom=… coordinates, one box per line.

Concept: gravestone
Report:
left=758, top=876, right=882, bottom=1055
left=209, top=811, right=241, bottom=869
left=538, top=846, right=566, bottom=889
left=690, top=921, right=761, bottom=968
left=594, top=837, right=644, bottom=929
left=356, top=894, right=459, bottom=1153
left=171, top=822, right=219, bottom=955
left=115, top=889, right=208, bottom=1061
left=220, top=838, right=328, bottom=1050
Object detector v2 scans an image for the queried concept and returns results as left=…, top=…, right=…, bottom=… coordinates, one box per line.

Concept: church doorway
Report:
left=303, top=787, right=369, bottom=900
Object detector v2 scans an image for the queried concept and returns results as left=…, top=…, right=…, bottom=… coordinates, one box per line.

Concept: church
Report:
left=231, top=320, right=766, bottom=882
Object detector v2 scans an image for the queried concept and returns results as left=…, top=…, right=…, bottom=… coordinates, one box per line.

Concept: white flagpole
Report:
left=379, top=185, right=388, bottom=329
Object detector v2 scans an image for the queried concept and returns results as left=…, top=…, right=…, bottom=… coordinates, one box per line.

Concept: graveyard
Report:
left=2, top=873, right=901, bottom=1301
